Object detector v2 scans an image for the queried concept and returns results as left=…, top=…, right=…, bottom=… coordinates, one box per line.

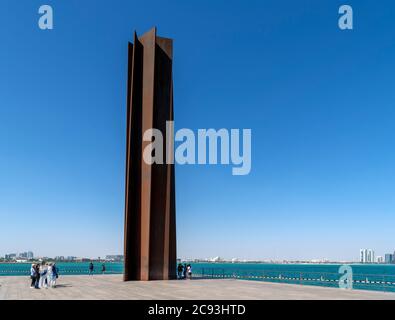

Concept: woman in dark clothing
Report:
left=183, top=264, right=187, bottom=279
left=177, top=264, right=183, bottom=279
left=34, top=264, right=40, bottom=289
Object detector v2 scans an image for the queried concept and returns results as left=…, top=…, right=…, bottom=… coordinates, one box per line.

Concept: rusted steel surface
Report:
left=124, top=28, right=176, bottom=281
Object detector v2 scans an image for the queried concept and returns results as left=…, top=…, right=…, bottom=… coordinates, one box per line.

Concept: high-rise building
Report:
left=385, top=254, right=394, bottom=264
left=16, top=251, right=34, bottom=259
left=376, top=256, right=383, bottom=263
left=360, top=249, right=375, bottom=263
left=367, top=249, right=375, bottom=263
left=5, top=253, right=17, bottom=260
left=359, top=249, right=366, bottom=263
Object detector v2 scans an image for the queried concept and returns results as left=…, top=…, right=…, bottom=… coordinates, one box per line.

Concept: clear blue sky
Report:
left=1, top=0, right=394, bottom=261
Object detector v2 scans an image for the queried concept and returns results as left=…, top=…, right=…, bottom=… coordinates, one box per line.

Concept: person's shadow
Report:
left=54, top=284, right=72, bottom=288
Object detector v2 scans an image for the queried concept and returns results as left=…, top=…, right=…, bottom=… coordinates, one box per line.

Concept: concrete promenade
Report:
left=1, top=275, right=395, bottom=300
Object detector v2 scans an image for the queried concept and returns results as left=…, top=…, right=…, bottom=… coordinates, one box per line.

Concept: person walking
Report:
left=177, top=264, right=183, bottom=279
left=30, top=264, right=36, bottom=288
left=101, top=264, right=106, bottom=274
left=89, top=262, right=94, bottom=276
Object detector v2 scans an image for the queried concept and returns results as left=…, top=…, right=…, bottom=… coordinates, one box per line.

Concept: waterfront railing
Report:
left=2, top=265, right=395, bottom=293
left=0, top=267, right=123, bottom=276
left=193, top=267, right=395, bottom=293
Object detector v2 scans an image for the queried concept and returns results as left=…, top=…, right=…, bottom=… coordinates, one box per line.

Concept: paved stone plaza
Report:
left=0, top=275, right=394, bottom=300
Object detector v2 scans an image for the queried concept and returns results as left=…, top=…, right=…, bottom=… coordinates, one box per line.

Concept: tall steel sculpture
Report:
left=124, top=28, right=176, bottom=281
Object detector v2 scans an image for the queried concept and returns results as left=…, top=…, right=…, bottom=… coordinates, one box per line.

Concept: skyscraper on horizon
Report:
left=385, top=253, right=394, bottom=264
left=360, top=249, right=375, bottom=263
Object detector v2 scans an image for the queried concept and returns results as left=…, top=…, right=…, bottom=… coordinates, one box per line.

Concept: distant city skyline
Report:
left=2, top=248, right=395, bottom=265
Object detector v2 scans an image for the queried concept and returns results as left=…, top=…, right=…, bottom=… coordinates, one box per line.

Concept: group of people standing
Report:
left=30, top=263, right=58, bottom=289
left=29, top=262, right=188, bottom=287
left=177, top=263, right=192, bottom=279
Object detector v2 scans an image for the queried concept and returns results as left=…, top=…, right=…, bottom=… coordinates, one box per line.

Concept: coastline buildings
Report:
left=5, top=253, right=17, bottom=260
left=385, top=253, right=394, bottom=264
left=105, top=255, right=124, bottom=262
left=360, top=249, right=375, bottom=263
left=18, top=251, right=34, bottom=259
left=358, top=250, right=395, bottom=264
left=0, top=253, right=124, bottom=263
left=210, top=256, right=225, bottom=263
left=2, top=250, right=395, bottom=264
left=4, top=252, right=34, bottom=261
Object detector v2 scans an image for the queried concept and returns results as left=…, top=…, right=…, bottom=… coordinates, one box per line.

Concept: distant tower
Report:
left=368, top=249, right=375, bottom=263
left=360, top=248, right=375, bottom=264
left=359, top=249, right=366, bottom=263
left=123, top=28, right=176, bottom=281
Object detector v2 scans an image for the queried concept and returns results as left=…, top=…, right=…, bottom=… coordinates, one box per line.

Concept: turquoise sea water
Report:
left=192, top=263, right=395, bottom=292
left=1, top=262, right=395, bottom=292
